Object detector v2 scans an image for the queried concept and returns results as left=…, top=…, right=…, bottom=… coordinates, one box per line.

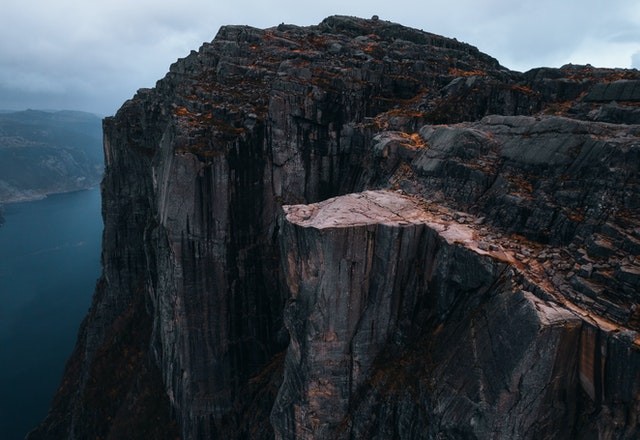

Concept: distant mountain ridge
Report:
left=0, top=109, right=104, bottom=204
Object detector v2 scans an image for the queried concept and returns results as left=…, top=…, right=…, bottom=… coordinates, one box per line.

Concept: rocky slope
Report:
left=29, top=16, right=639, bottom=439
left=0, top=110, right=103, bottom=204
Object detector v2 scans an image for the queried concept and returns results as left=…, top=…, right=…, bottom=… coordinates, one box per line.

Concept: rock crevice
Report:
left=29, top=15, right=640, bottom=440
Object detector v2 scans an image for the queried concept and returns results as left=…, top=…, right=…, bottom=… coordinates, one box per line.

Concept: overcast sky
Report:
left=1, top=0, right=639, bottom=116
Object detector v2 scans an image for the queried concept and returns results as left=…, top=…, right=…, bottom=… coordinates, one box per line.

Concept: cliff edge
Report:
left=29, top=16, right=640, bottom=440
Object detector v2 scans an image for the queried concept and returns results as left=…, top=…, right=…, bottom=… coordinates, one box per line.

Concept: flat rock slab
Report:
left=283, top=189, right=474, bottom=240
left=283, top=190, right=433, bottom=228
left=283, top=189, right=514, bottom=262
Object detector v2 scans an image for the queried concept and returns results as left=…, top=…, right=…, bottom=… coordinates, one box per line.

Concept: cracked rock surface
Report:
left=276, top=190, right=639, bottom=439
left=28, top=15, right=640, bottom=440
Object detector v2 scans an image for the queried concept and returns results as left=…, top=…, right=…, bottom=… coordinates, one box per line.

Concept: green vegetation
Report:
left=0, top=109, right=104, bottom=203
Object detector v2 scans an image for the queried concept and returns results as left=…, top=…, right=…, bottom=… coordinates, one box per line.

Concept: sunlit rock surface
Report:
left=29, top=15, right=639, bottom=440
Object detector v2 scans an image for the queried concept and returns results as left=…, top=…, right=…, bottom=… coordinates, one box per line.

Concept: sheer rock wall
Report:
left=29, top=15, right=640, bottom=440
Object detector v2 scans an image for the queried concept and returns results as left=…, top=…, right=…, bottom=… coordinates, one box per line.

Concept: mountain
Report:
left=29, top=16, right=640, bottom=439
left=0, top=109, right=103, bottom=203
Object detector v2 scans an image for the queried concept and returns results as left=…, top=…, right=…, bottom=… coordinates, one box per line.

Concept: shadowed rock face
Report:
left=274, top=191, right=640, bottom=439
left=29, top=15, right=640, bottom=440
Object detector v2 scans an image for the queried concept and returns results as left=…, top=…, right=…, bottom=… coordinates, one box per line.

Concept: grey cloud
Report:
left=1, top=0, right=639, bottom=114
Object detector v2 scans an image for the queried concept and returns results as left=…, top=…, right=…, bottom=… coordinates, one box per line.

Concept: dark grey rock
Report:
left=28, top=16, right=640, bottom=440
left=585, top=80, right=640, bottom=102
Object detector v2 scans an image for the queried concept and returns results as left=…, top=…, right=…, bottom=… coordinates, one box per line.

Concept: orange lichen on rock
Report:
left=448, top=67, right=487, bottom=77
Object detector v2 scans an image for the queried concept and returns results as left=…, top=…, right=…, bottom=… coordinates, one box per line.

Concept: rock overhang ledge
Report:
left=283, top=190, right=433, bottom=229
left=30, top=12, right=640, bottom=440
left=283, top=190, right=483, bottom=249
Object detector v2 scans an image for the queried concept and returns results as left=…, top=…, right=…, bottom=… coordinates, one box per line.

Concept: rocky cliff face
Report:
left=29, top=16, right=639, bottom=440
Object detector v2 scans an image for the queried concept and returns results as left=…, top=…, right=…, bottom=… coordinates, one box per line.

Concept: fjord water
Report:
left=0, top=188, right=102, bottom=439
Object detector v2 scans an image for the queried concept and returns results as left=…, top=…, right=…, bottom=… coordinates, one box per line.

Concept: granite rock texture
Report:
left=29, top=16, right=640, bottom=440
left=275, top=190, right=639, bottom=439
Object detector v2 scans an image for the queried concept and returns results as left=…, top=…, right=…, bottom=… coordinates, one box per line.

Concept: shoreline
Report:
left=0, top=181, right=103, bottom=206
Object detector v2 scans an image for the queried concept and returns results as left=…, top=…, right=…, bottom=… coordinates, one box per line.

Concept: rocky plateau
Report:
left=29, top=15, right=640, bottom=440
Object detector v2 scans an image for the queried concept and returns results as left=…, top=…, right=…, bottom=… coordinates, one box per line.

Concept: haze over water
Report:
left=0, top=187, right=102, bottom=440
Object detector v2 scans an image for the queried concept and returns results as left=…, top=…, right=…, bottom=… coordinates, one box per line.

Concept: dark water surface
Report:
left=0, top=188, right=102, bottom=439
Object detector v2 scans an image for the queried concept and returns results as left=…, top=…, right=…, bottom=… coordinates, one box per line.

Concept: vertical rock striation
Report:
left=274, top=190, right=639, bottom=439
left=30, top=15, right=640, bottom=440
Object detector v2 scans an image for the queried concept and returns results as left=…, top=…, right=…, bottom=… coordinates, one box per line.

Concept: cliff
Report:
left=29, top=16, right=640, bottom=439
left=0, top=110, right=104, bottom=204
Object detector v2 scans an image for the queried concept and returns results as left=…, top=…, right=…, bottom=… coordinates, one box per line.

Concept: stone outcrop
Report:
left=29, top=15, right=640, bottom=440
left=585, top=80, right=640, bottom=102
left=275, top=190, right=639, bottom=439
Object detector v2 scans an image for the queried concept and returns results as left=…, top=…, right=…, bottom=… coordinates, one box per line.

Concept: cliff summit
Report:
left=30, top=16, right=640, bottom=440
